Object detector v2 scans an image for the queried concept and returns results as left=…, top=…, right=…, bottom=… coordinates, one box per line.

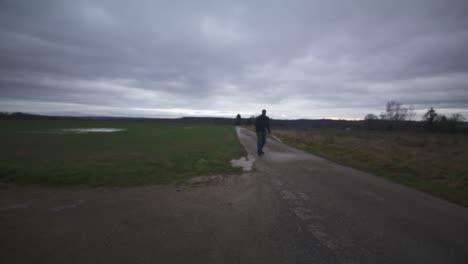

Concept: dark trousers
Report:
left=256, top=131, right=267, bottom=154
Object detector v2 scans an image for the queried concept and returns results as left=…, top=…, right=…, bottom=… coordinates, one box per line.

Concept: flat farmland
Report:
left=0, top=120, right=245, bottom=186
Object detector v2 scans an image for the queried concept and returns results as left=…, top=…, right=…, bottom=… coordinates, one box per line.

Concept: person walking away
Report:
left=255, top=109, right=271, bottom=156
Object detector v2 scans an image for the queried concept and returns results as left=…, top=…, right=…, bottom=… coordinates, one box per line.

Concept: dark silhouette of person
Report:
left=255, top=109, right=271, bottom=156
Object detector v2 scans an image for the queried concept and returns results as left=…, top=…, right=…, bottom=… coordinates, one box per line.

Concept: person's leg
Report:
left=259, top=131, right=266, bottom=154
left=256, top=132, right=262, bottom=155
left=261, top=132, right=266, bottom=150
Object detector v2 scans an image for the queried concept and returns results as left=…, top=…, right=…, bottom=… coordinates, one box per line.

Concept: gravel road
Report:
left=1, top=127, right=468, bottom=263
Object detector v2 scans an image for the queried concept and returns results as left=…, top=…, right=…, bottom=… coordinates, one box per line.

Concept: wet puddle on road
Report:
left=59, top=128, right=126, bottom=133
left=230, top=155, right=255, bottom=172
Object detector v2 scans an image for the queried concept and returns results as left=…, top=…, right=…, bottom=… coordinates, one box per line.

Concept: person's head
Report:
left=262, top=109, right=266, bottom=115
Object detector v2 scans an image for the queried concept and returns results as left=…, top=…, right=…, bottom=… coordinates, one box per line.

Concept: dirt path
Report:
left=2, top=127, right=468, bottom=263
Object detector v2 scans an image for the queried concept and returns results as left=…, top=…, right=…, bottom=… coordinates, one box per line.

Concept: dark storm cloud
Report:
left=1, top=0, right=468, bottom=119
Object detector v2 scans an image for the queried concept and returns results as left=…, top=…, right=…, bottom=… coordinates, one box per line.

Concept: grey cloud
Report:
left=1, top=0, right=468, bottom=119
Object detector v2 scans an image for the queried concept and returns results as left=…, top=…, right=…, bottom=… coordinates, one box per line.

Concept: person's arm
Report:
left=267, top=117, right=271, bottom=134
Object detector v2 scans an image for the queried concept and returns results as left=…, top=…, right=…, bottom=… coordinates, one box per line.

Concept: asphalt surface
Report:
left=1, top=127, right=468, bottom=263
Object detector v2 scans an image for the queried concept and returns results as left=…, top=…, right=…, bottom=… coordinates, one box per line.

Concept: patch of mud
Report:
left=59, top=128, right=126, bottom=133
left=230, top=155, right=255, bottom=172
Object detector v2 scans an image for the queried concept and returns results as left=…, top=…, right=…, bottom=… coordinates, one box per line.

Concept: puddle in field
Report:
left=230, top=155, right=255, bottom=172
left=59, top=128, right=126, bottom=133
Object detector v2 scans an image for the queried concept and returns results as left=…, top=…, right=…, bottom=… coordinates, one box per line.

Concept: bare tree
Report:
left=449, top=113, right=465, bottom=122
left=423, top=107, right=437, bottom=122
left=364, top=113, right=379, bottom=130
left=407, top=104, right=416, bottom=121
left=380, top=101, right=408, bottom=121
left=364, top=113, right=378, bottom=120
left=422, top=107, right=438, bottom=130
left=447, top=113, right=466, bottom=133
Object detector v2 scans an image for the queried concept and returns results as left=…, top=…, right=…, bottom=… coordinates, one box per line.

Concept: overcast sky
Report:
left=1, top=0, right=467, bottom=119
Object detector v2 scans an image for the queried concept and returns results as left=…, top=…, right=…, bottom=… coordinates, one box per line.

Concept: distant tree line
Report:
left=3, top=110, right=466, bottom=134
left=234, top=114, right=257, bottom=126
left=0, top=112, right=49, bottom=120
left=364, top=101, right=467, bottom=133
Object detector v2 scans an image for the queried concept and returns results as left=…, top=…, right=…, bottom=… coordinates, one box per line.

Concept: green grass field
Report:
left=275, top=128, right=468, bottom=206
left=0, top=120, right=246, bottom=186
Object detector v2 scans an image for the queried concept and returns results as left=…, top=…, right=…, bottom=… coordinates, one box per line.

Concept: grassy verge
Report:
left=0, top=120, right=246, bottom=186
left=275, top=128, right=468, bottom=206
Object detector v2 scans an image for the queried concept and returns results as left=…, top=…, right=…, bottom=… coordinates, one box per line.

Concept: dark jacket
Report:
left=255, top=114, right=271, bottom=133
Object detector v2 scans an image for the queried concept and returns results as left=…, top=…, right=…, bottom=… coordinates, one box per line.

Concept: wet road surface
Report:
left=1, top=127, right=468, bottom=263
